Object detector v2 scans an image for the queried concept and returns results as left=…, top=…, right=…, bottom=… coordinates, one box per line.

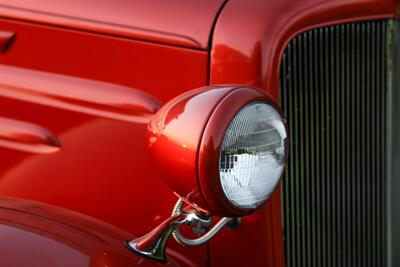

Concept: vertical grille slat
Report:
left=281, top=21, right=388, bottom=267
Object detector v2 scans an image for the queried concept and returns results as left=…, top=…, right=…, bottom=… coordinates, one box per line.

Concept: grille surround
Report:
left=281, top=20, right=388, bottom=267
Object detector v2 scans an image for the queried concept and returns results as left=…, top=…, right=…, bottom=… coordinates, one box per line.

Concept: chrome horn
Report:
left=125, top=198, right=239, bottom=262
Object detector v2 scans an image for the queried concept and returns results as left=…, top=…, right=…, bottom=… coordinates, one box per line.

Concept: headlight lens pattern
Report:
left=219, top=102, right=287, bottom=209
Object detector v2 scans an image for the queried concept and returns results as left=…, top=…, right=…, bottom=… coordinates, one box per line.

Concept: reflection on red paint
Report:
left=0, top=30, right=15, bottom=53
left=0, top=0, right=396, bottom=266
left=0, top=197, right=188, bottom=267
left=0, top=14, right=210, bottom=266
left=0, top=117, right=60, bottom=154
left=0, top=65, right=161, bottom=123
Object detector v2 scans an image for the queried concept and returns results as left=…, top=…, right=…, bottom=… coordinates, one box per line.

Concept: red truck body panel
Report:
left=0, top=0, right=397, bottom=266
left=0, top=0, right=226, bottom=49
left=0, top=197, right=194, bottom=267
left=0, top=17, right=209, bottom=266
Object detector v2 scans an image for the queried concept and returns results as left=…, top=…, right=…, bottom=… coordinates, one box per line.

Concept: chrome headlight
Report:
left=148, top=85, right=288, bottom=217
left=219, top=102, right=287, bottom=209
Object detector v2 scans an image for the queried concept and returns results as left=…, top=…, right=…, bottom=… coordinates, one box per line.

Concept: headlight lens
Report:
left=219, top=102, right=287, bottom=209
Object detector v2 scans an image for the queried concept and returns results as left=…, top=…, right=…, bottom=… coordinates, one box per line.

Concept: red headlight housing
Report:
left=147, top=85, right=287, bottom=217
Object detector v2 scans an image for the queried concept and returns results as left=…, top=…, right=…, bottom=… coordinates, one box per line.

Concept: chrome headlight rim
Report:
left=197, top=86, right=288, bottom=217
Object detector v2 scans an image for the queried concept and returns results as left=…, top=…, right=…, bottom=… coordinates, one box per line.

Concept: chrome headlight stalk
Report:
left=125, top=198, right=239, bottom=263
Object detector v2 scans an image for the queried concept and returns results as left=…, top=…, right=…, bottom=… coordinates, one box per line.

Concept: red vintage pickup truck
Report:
left=0, top=1, right=398, bottom=266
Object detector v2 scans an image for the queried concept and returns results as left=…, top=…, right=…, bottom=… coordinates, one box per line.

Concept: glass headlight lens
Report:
left=219, top=102, right=287, bottom=209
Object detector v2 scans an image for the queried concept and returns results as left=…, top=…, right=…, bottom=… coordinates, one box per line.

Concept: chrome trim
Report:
left=125, top=198, right=237, bottom=262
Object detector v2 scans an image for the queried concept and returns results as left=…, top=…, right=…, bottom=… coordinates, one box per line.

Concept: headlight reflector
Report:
left=219, top=102, right=287, bottom=209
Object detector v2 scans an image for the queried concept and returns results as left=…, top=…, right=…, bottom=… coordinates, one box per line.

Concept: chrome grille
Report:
left=281, top=21, right=388, bottom=267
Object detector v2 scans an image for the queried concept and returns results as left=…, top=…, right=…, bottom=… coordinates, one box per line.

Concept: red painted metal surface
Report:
left=0, top=116, right=60, bottom=154
left=147, top=86, right=236, bottom=214
left=0, top=29, right=14, bottom=53
left=0, top=197, right=190, bottom=267
left=209, top=0, right=396, bottom=266
left=0, top=17, right=209, bottom=266
left=0, top=0, right=226, bottom=49
left=0, top=64, right=161, bottom=123
left=0, top=19, right=207, bottom=103
left=0, top=0, right=397, bottom=266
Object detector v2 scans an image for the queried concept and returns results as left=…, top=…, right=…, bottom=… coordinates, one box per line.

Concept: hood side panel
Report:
left=0, top=0, right=226, bottom=49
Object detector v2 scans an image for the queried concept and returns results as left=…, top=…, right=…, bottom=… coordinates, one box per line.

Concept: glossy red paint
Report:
left=0, top=116, right=60, bottom=154
left=0, top=0, right=396, bottom=266
left=0, top=0, right=226, bottom=49
left=0, top=29, right=14, bottom=53
left=0, top=197, right=194, bottom=266
left=0, top=16, right=209, bottom=266
left=0, top=19, right=208, bottom=103
left=0, top=64, right=161, bottom=123
left=209, top=0, right=396, bottom=266
left=147, top=86, right=236, bottom=214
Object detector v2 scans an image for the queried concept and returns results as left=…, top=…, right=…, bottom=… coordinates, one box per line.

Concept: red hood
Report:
left=0, top=197, right=189, bottom=267
left=0, top=0, right=226, bottom=49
